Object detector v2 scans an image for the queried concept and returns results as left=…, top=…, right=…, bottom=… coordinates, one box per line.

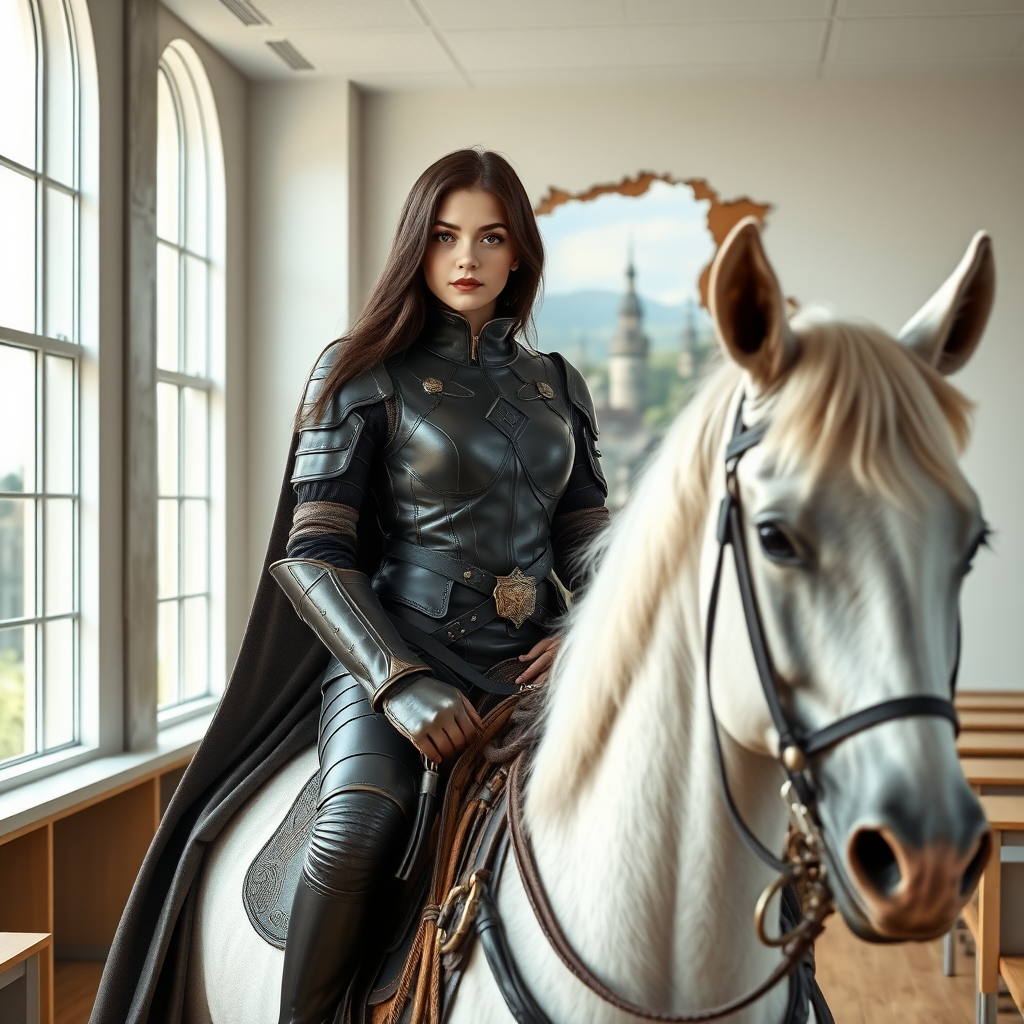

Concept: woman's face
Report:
left=422, top=189, right=519, bottom=331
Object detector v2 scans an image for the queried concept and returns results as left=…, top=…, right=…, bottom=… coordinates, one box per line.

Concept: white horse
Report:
left=187, top=220, right=995, bottom=1024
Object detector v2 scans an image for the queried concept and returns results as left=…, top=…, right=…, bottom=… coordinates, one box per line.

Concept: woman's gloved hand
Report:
left=382, top=674, right=483, bottom=764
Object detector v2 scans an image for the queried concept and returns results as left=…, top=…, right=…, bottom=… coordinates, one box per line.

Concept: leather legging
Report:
left=277, top=660, right=421, bottom=1024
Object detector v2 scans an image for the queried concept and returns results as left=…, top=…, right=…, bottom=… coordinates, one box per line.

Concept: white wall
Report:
left=352, top=74, right=1024, bottom=691
left=247, top=79, right=359, bottom=595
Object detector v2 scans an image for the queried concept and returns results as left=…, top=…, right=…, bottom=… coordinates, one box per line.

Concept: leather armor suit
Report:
left=271, top=311, right=607, bottom=1024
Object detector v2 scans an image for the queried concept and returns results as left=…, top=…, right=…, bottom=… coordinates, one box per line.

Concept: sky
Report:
left=538, top=179, right=715, bottom=306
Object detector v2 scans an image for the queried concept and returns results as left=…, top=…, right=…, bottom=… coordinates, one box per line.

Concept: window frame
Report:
left=0, top=0, right=85, bottom=774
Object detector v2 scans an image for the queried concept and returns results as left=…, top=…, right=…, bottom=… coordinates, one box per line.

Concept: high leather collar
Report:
left=420, top=308, right=517, bottom=366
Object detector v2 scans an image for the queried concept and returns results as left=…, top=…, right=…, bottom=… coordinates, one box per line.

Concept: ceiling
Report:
left=161, top=0, right=1024, bottom=89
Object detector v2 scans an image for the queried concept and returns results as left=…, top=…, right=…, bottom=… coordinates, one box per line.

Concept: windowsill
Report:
left=0, top=712, right=213, bottom=840
left=158, top=693, right=222, bottom=728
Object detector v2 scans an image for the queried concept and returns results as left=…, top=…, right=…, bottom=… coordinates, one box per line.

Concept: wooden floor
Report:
left=53, top=928, right=1023, bottom=1024
left=815, top=918, right=1021, bottom=1023
left=55, top=961, right=104, bottom=1024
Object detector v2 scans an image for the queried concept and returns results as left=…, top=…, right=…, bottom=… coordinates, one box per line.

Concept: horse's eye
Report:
left=757, top=523, right=799, bottom=563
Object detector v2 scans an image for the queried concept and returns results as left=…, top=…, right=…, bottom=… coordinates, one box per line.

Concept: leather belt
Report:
left=384, top=539, right=556, bottom=641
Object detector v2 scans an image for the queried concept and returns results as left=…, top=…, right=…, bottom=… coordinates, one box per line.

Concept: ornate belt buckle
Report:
left=493, top=567, right=536, bottom=628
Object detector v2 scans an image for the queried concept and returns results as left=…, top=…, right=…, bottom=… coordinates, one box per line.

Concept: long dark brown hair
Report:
left=303, top=148, right=544, bottom=426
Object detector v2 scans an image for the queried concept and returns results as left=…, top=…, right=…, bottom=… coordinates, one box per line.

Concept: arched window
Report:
left=156, top=41, right=225, bottom=713
left=0, top=0, right=83, bottom=766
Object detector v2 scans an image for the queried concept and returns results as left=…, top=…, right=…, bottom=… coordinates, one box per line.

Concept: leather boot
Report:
left=277, top=874, right=368, bottom=1024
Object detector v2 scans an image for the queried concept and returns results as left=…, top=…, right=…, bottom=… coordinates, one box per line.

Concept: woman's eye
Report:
left=482, top=233, right=504, bottom=245
left=434, top=231, right=455, bottom=243
left=757, top=523, right=799, bottom=563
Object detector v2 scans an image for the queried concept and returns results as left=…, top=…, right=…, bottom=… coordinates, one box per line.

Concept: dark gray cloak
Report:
left=89, top=434, right=329, bottom=1024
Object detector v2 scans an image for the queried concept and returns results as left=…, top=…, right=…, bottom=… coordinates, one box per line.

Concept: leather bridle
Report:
left=500, top=394, right=963, bottom=1023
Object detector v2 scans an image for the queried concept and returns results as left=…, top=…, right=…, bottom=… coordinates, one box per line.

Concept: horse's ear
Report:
left=898, top=232, right=994, bottom=376
left=709, top=218, right=796, bottom=388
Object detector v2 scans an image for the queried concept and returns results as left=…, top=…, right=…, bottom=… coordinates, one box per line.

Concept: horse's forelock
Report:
left=770, top=313, right=975, bottom=508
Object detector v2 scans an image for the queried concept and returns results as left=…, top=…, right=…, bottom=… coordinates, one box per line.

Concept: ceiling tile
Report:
left=625, top=0, right=832, bottom=22
left=284, top=28, right=455, bottom=74
left=254, top=0, right=423, bottom=29
left=839, top=0, right=1024, bottom=15
left=832, top=14, right=1024, bottom=61
left=628, top=19, right=827, bottom=64
left=420, top=0, right=624, bottom=30
left=444, top=26, right=632, bottom=70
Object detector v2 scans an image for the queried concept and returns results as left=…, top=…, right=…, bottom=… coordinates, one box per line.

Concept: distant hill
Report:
left=534, top=289, right=711, bottom=364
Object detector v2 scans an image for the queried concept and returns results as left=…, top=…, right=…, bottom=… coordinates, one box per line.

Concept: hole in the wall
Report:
left=535, top=171, right=772, bottom=308
left=532, top=171, right=772, bottom=510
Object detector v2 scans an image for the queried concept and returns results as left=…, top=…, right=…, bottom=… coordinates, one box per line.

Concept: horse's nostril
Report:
left=961, top=831, right=991, bottom=897
left=853, top=829, right=901, bottom=897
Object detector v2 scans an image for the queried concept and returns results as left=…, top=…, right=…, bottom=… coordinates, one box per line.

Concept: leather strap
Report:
left=505, top=756, right=821, bottom=1023
left=387, top=614, right=523, bottom=698
left=385, top=538, right=554, bottom=598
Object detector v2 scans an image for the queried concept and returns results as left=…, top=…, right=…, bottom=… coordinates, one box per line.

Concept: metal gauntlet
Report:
left=269, top=559, right=430, bottom=710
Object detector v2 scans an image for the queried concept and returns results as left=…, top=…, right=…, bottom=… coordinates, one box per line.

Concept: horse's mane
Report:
left=529, top=313, right=974, bottom=818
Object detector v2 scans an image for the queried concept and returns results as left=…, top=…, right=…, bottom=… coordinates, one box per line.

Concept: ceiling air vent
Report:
left=218, top=0, right=267, bottom=26
left=267, top=39, right=315, bottom=71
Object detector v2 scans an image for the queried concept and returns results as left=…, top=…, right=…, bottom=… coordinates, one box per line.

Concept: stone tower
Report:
left=608, top=257, right=649, bottom=414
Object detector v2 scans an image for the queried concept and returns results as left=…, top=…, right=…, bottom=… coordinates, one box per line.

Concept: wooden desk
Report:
left=958, top=710, right=1024, bottom=731
left=957, top=692, right=1024, bottom=712
left=0, top=933, right=50, bottom=1024
left=956, top=731, right=1024, bottom=757
left=971, top=796, right=1024, bottom=1024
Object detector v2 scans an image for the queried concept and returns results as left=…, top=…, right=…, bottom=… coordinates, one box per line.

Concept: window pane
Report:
left=157, top=600, right=179, bottom=708
left=0, top=497, right=36, bottom=622
left=45, top=187, right=75, bottom=342
left=45, top=354, right=74, bottom=493
left=0, top=0, right=37, bottom=170
left=0, top=344, right=37, bottom=493
left=182, top=596, right=208, bottom=700
left=43, top=616, right=73, bottom=748
left=156, top=68, right=180, bottom=244
left=183, top=254, right=208, bottom=377
left=44, top=498, right=73, bottom=616
left=157, top=242, right=179, bottom=371
left=182, top=499, right=207, bottom=595
left=158, top=499, right=179, bottom=599
left=173, top=56, right=208, bottom=256
left=0, top=166, right=37, bottom=333
left=38, top=0, right=75, bottom=186
left=182, top=387, right=207, bottom=496
left=0, top=624, right=35, bottom=762
left=157, top=382, right=179, bottom=497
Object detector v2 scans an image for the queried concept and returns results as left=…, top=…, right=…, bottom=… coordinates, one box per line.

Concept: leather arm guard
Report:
left=270, top=558, right=431, bottom=710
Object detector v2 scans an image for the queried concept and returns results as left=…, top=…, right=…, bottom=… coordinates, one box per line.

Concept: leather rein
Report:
left=498, top=395, right=961, bottom=1023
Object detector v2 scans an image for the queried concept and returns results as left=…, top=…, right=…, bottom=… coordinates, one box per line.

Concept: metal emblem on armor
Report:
left=537, top=381, right=555, bottom=399
left=422, top=377, right=444, bottom=394
left=492, top=567, right=536, bottom=628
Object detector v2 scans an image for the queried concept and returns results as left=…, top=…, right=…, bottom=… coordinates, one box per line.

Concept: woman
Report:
left=268, top=149, right=609, bottom=1024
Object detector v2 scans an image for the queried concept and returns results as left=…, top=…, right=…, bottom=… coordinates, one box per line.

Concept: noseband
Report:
left=704, top=397, right=961, bottom=879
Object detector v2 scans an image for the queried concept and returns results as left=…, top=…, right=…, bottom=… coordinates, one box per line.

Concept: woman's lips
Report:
left=452, top=278, right=482, bottom=292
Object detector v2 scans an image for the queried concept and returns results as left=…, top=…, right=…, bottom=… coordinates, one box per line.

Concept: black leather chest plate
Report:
left=386, top=344, right=574, bottom=501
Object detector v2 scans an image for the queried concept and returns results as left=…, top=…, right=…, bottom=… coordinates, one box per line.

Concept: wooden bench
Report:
left=958, top=710, right=1024, bottom=732
left=956, top=795, right=1024, bottom=1024
left=957, top=692, right=1024, bottom=712
left=956, top=731, right=1024, bottom=758
left=960, top=757, right=1024, bottom=794
left=0, top=933, right=50, bottom=1024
